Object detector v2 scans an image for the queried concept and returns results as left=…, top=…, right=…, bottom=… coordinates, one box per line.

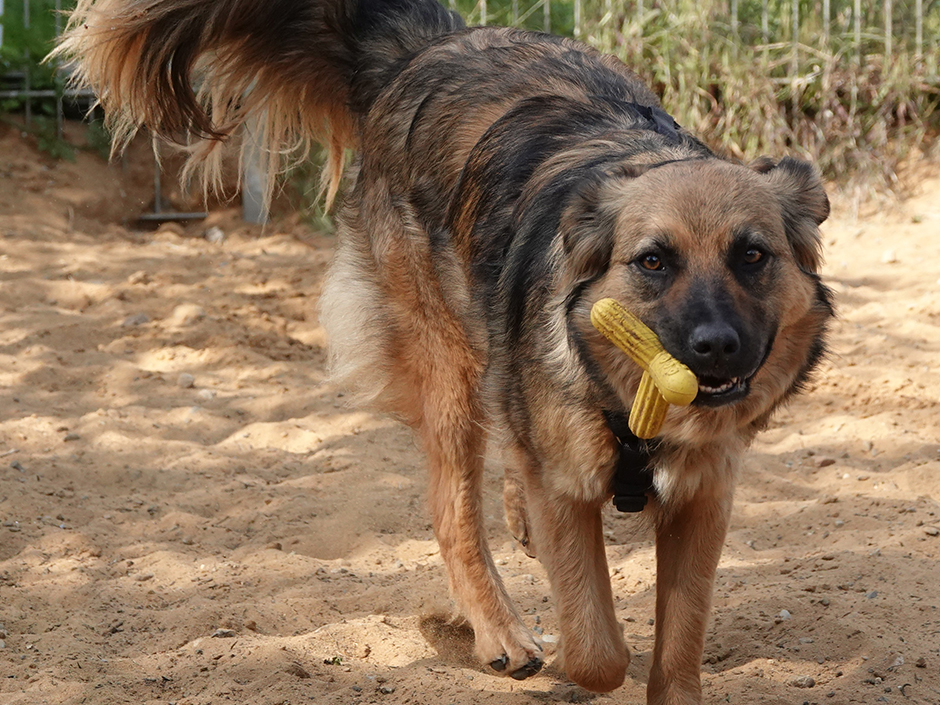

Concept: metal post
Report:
left=242, top=122, right=270, bottom=225
left=884, top=0, right=892, bottom=58
left=24, top=61, right=31, bottom=127
left=22, top=0, right=30, bottom=127
left=55, top=0, right=63, bottom=140
left=915, top=0, right=923, bottom=58
left=790, top=0, right=799, bottom=79
left=153, top=152, right=163, bottom=215
left=762, top=0, right=769, bottom=62
left=854, top=0, right=861, bottom=62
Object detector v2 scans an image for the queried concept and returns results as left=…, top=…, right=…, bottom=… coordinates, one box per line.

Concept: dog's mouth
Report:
left=692, top=375, right=751, bottom=406
left=686, top=332, right=776, bottom=408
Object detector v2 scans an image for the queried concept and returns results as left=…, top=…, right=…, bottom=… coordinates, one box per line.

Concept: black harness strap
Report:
left=629, top=103, right=682, bottom=143
left=603, top=409, right=655, bottom=513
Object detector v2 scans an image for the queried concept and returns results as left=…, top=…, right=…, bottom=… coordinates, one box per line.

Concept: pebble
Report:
left=880, top=249, right=898, bottom=264
left=924, top=526, right=939, bottom=537
left=126, top=270, right=150, bottom=285
left=211, top=628, right=236, bottom=638
left=915, top=656, right=927, bottom=668
left=178, top=373, right=196, bottom=389
left=815, top=457, right=836, bottom=468
left=169, top=304, right=206, bottom=326
left=378, top=685, right=396, bottom=694
left=205, top=226, right=226, bottom=243
left=778, top=609, right=792, bottom=621
left=122, top=312, right=150, bottom=327
left=0, top=639, right=5, bottom=649
left=791, top=675, right=816, bottom=688
left=198, top=389, right=216, bottom=400
left=63, top=433, right=80, bottom=442
left=866, top=591, right=878, bottom=600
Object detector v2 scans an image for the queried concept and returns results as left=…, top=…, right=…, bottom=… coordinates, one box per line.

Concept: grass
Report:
left=584, top=0, right=940, bottom=190
left=2, top=0, right=938, bottom=193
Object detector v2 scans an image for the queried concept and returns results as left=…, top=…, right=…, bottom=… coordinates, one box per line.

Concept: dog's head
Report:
left=563, top=157, right=833, bottom=435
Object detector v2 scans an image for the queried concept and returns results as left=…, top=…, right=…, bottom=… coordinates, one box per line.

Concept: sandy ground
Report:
left=1, top=120, right=939, bottom=705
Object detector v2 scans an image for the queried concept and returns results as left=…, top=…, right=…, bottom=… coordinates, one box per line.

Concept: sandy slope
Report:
left=1, top=122, right=939, bottom=705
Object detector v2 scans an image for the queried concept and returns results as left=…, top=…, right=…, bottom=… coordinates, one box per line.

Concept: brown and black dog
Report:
left=57, top=0, right=833, bottom=701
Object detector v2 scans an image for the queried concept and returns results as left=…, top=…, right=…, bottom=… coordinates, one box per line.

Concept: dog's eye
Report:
left=639, top=254, right=664, bottom=271
left=743, top=248, right=764, bottom=265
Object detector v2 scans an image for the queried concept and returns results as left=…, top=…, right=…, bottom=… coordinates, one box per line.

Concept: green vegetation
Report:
left=0, top=0, right=66, bottom=88
left=582, top=0, right=940, bottom=188
left=2, top=0, right=937, bottom=189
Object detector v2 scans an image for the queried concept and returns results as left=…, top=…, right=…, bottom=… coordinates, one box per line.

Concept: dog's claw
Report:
left=489, top=655, right=508, bottom=672
left=510, top=657, right=543, bottom=680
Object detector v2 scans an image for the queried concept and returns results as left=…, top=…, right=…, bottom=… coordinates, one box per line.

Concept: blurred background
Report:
left=2, top=0, right=938, bottom=209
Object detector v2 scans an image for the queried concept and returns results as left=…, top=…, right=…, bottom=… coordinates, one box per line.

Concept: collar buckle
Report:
left=603, top=410, right=655, bottom=513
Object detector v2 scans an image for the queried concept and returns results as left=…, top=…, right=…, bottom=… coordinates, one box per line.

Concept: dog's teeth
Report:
left=699, top=378, right=739, bottom=394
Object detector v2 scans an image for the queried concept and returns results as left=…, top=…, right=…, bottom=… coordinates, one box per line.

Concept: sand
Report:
left=1, top=121, right=939, bottom=705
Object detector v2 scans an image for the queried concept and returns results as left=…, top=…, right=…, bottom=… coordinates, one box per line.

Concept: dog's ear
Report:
left=748, top=155, right=778, bottom=174
left=559, top=176, right=617, bottom=289
left=756, top=157, right=829, bottom=273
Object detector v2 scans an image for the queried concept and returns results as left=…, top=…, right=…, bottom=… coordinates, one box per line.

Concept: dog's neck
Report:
left=602, top=409, right=656, bottom=512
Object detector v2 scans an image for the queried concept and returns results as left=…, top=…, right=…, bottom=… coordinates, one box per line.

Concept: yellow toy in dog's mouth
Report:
left=591, top=298, right=698, bottom=439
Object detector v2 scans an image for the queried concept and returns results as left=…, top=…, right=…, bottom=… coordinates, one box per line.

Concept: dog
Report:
left=57, top=0, right=833, bottom=701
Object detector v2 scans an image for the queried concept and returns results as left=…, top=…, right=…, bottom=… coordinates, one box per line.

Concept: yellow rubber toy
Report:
left=591, top=298, right=698, bottom=439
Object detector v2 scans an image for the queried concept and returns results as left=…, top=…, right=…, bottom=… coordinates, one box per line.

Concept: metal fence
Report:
left=2, top=0, right=937, bottom=111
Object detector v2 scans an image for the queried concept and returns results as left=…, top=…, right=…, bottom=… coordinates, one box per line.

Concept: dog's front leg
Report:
left=647, top=484, right=734, bottom=705
left=525, top=483, right=630, bottom=692
left=423, top=413, right=543, bottom=679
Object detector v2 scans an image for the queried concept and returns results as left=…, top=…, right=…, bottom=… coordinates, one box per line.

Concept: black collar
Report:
left=603, top=410, right=655, bottom=512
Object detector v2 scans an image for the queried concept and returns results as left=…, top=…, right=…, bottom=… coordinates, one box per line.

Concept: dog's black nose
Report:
left=688, top=322, right=741, bottom=368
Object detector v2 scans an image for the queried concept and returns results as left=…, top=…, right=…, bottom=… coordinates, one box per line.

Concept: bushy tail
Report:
left=53, top=0, right=463, bottom=206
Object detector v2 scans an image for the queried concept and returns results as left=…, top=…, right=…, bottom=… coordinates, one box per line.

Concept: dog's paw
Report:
left=511, top=531, right=538, bottom=559
left=509, top=656, right=544, bottom=680
left=476, top=623, right=544, bottom=680
left=559, top=643, right=630, bottom=693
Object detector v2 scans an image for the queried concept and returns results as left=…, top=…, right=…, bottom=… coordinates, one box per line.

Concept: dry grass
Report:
left=583, top=0, right=940, bottom=190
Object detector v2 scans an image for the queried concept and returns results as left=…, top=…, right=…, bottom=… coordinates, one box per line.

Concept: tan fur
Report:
left=57, top=2, right=831, bottom=700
